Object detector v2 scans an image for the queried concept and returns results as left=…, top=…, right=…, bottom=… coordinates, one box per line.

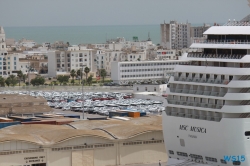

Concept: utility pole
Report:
left=81, top=65, right=86, bottom=119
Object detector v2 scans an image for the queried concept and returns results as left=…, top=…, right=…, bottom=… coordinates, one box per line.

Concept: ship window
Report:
left=245, top=131, right=250, bottom=136
left=233, top=161, right=241, bottom=165
left=221, top=159, right=227, bottom=164
left=169, top=150, right=174, bottom=155
left=180, top=139, right=185, bottom=147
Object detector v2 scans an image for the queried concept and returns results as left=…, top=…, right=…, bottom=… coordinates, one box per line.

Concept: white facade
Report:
left=156, top=50, right=177, bottom=60
left=133, top=84, right=167, bottom=93
left=111, top=60, right=190, bottom=84
left=163, top=19, right=250, bottom=166
left=48, top=49, right=97, bottom=77
left=161, top=21, right=191, bottom=49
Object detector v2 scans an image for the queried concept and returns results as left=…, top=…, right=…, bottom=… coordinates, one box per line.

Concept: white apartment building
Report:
left=161, top=21, right=191, bottom=49
left=18, top=38, right=36, bottom=48
left=111, top=60, right=190, bottom=84
left=48, top=48, right=97, bottom=77
left=156, top=50, right=177, bottom=60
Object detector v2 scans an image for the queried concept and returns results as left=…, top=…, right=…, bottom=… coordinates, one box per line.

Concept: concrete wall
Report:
left=133, top=84, right=167, bottom=93
left=0, top=131, right=167, bottom=166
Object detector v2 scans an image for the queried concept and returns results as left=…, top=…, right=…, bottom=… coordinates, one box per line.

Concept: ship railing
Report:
left=185, top=114, right=192, bottom=118
left=239, top=88, right=250, bottom=93
left=187, top=53, right=245, bottom=59
left=192, top=39, right=250, bottom=45
left=239, top=75, right=250, bottom=80
left=175, top=77, right=231, bottom=85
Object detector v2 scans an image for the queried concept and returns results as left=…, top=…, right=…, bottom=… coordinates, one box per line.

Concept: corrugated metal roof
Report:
left=0, top=116, right=162, bottom=145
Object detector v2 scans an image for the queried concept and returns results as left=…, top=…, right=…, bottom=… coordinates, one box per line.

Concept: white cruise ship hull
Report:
left=163, top=112, right=250, bottom=166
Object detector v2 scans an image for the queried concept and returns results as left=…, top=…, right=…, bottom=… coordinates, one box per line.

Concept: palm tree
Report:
left=100, top=69, right=107, bottom=83
left=22, top=74, right=27, bottom=83
left=84, top=67, right=90, bottom=82
left=17, top=70, right=23, bottom=86
left=70, top=69, right=76, bottom=85
left=0, top=76, right=5, bottom=87
left=76, top=69, right=82, bottom=84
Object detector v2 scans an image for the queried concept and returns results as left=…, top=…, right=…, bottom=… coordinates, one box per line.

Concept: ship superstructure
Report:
left=163, top=18, right=250, bottom=166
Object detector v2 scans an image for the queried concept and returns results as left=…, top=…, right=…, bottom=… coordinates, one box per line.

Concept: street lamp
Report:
left=81, top=65, right=86, bottom=119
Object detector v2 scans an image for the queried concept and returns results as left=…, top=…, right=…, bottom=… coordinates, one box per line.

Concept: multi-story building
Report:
left=190, top=24, right=211, bottom=38
left=111, top=60, right=190, bottom=84
left=161, top=21, right=191, bottom=49
left=156, top=50, right=177, bottom=60
left=48, top=47, right=97, bottom=77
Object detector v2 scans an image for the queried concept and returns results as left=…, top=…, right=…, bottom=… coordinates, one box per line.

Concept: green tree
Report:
left=5, top=79, right=10, bottom=87
left=22, top=74, right=27, bottom=83
left=86, top=75, right=93, bottom=86
left=76, top=69, right=82, bottom=84
left=0, top=76, right=5, bottom=87
left=6, top=75, right=18, bottom=87
left=30, top=76, right=45, bottom=86
left=71, top=79, right=75, bottom=85
left=84, top=67, right=90, bottom=81
left=100, top=69, right=107, bottom=83
left=70, top=69, right=76, bottom=85
left=57, top=75, right=69, bottom=85
left=17, top=70, right=23, bottom=86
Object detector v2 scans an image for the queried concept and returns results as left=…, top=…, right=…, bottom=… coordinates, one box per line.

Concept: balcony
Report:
left=192, top=39, right=250, bottom=45
left=174, top=77, right=231, bottom=85
left=167, top=99, right=223, bottom=110
left=187, top=53, right=245, bottom=59
left=170, top=88, right=226, bottom=97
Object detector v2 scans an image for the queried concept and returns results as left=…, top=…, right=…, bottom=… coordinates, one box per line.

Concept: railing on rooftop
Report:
left=223, top=21, right=250, bottom=26
left=192, top=39, right=250, bottom=44
left=187, top=53, right=245, bottom=59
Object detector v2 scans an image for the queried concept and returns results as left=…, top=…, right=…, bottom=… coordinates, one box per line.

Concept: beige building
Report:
left=0, top=94, right=51, bottom=116
left=0, top=116, right=167, bottom=166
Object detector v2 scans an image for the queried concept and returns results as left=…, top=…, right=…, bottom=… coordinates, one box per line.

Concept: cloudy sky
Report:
left=0, top=0, right=249, bottom=27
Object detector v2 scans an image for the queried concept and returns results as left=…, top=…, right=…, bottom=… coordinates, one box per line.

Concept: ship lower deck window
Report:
left=221, top=159, right=227, bottom=164
left=245, top=131, right=250, bottom=136
left=177, top=152, right=188, bottom=157
left=205, top=157, right=217, bottom=162
left=190, top=154, right=203, bottom=160
left=233, top=161, right=241, bottom=165
left=169, top=150, right=174, bottom=155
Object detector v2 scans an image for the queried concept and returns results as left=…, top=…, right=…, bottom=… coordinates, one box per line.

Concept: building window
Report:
left=14, top=57, right=16, bottom=60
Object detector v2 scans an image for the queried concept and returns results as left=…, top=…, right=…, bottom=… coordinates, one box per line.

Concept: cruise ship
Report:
left=163, top=17, right=250, bottom=166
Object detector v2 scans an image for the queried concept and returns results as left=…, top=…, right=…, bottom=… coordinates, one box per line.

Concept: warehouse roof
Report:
left=0, top=116, right=162, bottom=145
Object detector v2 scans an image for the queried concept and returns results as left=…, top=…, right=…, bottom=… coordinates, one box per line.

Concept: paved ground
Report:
left=52, top=108, right=107, bottom=119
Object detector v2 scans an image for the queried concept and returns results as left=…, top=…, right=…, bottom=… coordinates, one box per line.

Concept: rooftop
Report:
left=204, top=26, right=250, bottom=35
left=0, top=116, right=162, bottom=145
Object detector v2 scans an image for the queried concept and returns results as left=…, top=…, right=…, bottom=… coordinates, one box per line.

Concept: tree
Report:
left=71, top=79, right=75, bottom=85
left=57, top=75, right=69, bottom=85
left=76, top=69, right=82, bottom=84
left=17, top=70, right=23, bottom=86
left=6, top=75, right=18, bottom=87
left=100, top=69, right=107, bottom=83
left=30, top=76, right=45, bottom=86
left=22, top=74, right=27, bottom=83
left=70, top=69, right=76, bottom=85
left=0, top=76, right=5, bottom=87
left=86, top=75, right=93, bottom=86
left=84, top=67, right=90, bottom=81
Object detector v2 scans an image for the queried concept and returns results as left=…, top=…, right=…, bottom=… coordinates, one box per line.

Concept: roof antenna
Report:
left=148, top=32, right=151, bottom=41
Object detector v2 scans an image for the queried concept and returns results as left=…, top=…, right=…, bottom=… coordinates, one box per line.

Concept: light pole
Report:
left=81, top=65, right=86, bottom=119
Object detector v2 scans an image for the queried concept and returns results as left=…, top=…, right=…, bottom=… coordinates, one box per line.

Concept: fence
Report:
left=0, top=85, right=133, bottom=92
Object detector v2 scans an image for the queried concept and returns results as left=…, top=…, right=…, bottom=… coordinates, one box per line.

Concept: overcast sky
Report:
left=0, top=0, right=249, bottom=27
